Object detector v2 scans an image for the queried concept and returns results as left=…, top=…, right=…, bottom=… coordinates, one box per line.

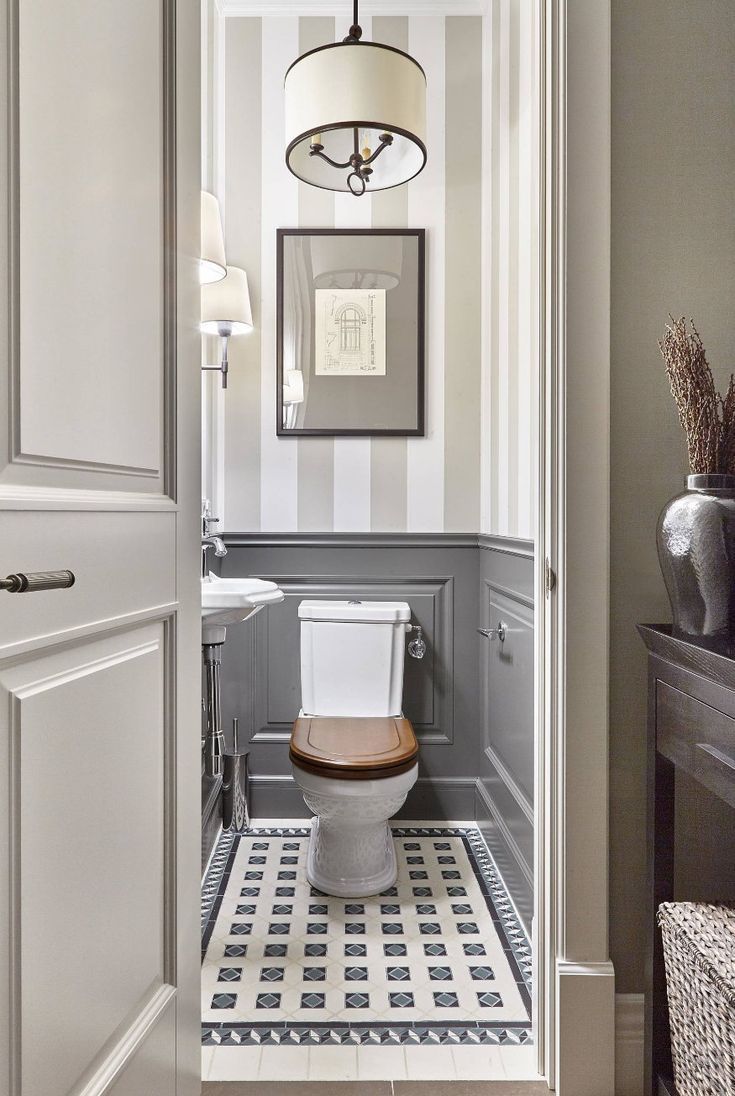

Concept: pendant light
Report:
left=284, top=0, right=427, bottom=197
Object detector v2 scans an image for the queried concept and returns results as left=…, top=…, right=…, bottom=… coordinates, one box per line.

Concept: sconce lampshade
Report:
left=283, top=369, right=305, bottom=405
left=201, top=266, right=253, bottom=335
left=284, top=41, right=426, bottom=194
left=200, top=191, right=227, bottom=284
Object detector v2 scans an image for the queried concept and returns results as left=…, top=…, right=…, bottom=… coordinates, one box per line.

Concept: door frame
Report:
left=205, top=0, right=616, bottom=1091
left=535, top=0, right=615, bottom=1092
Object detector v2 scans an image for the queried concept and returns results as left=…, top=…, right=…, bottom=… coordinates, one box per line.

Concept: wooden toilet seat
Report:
left=290, top=716, right=418, bottom=780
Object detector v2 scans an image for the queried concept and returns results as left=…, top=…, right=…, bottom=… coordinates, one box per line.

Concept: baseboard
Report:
left=248, top=774, right=478, bottom=822
left=615, top=993, right=644, bottom=1096
left=201, top=773, right=223, bottom=871
left=474, top=778, right=533, bottom=933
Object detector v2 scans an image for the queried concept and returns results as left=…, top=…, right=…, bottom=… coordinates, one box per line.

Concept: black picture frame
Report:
left=276, top=227, right=426, bottom=437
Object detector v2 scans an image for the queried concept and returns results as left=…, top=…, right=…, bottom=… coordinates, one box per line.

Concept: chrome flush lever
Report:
left=408, top=625, right=426, bottom=659
left=1, top=569, right=75, bottom=593
left=478, top=621, right=507, bottom=643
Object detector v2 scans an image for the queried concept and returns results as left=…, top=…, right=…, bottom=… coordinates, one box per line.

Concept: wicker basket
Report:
left=657, top=902, right=735, bottom=1096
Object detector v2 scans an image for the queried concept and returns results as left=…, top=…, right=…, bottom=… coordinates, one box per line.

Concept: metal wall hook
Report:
left=478, top=620, right=507, bottom=643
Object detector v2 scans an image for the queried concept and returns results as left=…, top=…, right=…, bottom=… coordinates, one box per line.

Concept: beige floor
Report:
left=202, top=1083, right=549, bottom=1095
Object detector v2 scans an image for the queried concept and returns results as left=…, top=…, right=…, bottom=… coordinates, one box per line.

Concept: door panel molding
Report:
left=1, top=621, right=178, bottom=1096
left=2, top=0, right=177, bottom=495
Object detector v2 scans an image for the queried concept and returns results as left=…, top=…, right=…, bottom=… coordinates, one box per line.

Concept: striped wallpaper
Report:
left=205, top=4, right=537, bottom=540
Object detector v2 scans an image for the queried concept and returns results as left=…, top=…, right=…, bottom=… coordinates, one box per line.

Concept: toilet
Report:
left=289, top=599, right=419, bottom=898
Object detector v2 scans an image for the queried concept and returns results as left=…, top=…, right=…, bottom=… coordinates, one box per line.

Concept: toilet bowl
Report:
left=290, top=600, right=419, bottom=897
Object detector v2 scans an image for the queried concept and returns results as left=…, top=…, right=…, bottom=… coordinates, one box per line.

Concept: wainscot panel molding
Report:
left=218, top=538, right=483, bottom=814
left=213, top=535, right=535, bottom=840
left=477, top=545, right=535, bottom=930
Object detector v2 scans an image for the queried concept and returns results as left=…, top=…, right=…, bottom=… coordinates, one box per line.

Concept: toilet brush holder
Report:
left=222, top=717, right=250, bottom=833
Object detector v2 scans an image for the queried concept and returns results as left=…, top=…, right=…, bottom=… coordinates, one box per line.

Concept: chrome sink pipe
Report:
left=202, top=499, right=228, bottom=776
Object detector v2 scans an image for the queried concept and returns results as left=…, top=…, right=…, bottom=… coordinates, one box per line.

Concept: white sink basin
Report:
left=201, top=573, right=284, bottom=643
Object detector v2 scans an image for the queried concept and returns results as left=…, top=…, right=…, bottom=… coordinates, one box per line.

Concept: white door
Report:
left=0, top=2, right=201, bottom=1095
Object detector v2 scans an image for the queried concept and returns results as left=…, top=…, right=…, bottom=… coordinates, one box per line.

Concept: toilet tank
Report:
left=299, top=600, right=412, bottom=717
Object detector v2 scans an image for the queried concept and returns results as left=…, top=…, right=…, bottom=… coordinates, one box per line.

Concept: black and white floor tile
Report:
left=202, top=822, right=532, bottom=1068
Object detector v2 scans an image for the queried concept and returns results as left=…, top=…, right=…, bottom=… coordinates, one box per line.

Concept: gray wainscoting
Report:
left=476, top=536, right=534, bottom=932
left=210, top=532, right=534, bottom=930
left=218, top=535, right=480, bottom=820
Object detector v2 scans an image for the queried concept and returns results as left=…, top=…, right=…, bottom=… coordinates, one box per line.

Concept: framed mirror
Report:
left=276, top=228, right=425, bottom=436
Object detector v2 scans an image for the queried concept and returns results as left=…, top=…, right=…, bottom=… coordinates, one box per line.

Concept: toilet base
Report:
left=292, top=761, right=419, bottom=899
left=306, top=816, right=397, bottom=898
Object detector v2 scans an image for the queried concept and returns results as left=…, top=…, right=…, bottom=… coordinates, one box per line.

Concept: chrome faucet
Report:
left=201, top=499, right=227, bottom=578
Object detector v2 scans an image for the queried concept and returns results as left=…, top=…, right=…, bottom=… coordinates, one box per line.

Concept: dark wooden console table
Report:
left=639, top=625, right=735, bottom=1096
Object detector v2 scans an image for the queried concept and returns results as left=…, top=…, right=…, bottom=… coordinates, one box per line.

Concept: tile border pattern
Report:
left=201, top=825, right=532, bottom=1048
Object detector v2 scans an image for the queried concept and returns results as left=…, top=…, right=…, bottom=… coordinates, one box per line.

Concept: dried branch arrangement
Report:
left=659, top=316, right=735, bottom=475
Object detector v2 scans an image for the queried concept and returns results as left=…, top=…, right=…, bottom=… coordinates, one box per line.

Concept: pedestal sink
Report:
left=201, top=572, right=284, bottom=644
left=200, top=573, right=284, bottom=778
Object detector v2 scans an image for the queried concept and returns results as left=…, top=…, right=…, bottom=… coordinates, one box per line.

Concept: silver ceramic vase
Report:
left=657, top=473, right=735, bottom=642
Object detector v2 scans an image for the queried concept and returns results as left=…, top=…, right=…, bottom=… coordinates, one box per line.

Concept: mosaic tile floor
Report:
left=202, top=822, right=532, bottom=1073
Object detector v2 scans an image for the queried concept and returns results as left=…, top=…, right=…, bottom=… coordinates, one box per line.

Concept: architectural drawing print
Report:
left=314, top=288, right=386, bottom=376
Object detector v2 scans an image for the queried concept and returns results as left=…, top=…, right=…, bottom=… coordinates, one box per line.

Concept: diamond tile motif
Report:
left=268, top=923, right=290, bottom=935
left=424, top=942, right=448, bottom=957
left=303, top=966, right=326, bottom=981
left=470, top=965, right=495, bottom=980
left=260, top=967, right=285, bottom=982
left=201, top=825, right=533, bottom=1050
left=217, top=967, right=242, bottom=982
left=386, top=966, right=411, bottom=981
left=230, top=923, right=252, bottom=935
left=305, top=943, right=328, bottom=957
left=463, top=942, right=486, bottom=956
left=223, top=944, right=248, bottom=958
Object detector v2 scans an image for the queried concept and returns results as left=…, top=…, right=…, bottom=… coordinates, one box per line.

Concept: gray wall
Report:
left=215, top=534, right=534, bottom=929
left=218, top=535, right=481, bottom=820
left=610, top=0, right=735, bottom=992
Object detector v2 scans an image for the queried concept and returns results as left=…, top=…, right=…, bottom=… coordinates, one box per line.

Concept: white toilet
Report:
left=289, top=599, right=419, bottom=898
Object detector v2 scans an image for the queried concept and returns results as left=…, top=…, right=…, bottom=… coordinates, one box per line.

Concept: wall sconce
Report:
left=282, top=369, right=304, bottom=429
left=201, top=266, right=253, bottom=389
left=200, top=191, right=226, bottom=284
